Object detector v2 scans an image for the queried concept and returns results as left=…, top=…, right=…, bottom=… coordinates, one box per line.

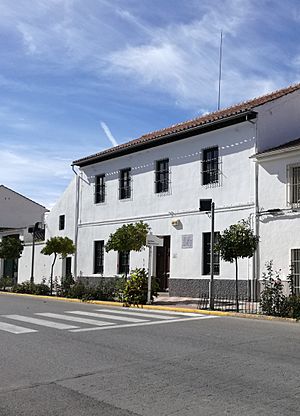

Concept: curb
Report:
left=0, top=292, right=298, bottom=323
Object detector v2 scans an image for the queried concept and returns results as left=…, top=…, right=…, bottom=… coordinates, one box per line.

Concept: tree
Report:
left=41, top=237, right=75, bottom=295
left=0, top=237, right=24, bottom=260
left=216, top=220, right=259, bottom=312
left=105, top=222, right=150, bottom=276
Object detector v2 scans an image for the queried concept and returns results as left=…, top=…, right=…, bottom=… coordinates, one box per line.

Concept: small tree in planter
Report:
left=216, top=220, right=259, bottom=312
left=105, top=221, right=150, bottom=277
left=41, top=237, right=75, bottom=295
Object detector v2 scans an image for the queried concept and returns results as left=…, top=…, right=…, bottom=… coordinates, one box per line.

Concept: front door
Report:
left=156, top=236, right=170, bottom=291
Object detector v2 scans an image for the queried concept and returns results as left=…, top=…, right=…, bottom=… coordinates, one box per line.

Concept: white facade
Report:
left=16, top=84, right=300, bottom=297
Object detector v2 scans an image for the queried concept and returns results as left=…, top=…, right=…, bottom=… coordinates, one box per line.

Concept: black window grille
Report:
left=202, top=232, right=220, bottom=275
left=119, top=168, right=131, bottom=199
left=94, top=240, right=104, bottom=274
left=202, top=147, right=219, bottom=185
left=155, top=159, right=169, bottom=193
left=291, top=249, right=300, bottom=295
left=95, top=174, right=105, bottom=203
left=289, top=166, right=300, bottom=207
left=59, top=215, right=65, bottom=230
left=118, top=251, right=130, bottom=275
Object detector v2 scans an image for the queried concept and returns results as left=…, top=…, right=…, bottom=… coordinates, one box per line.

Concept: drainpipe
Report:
left=72, top=166, right=80, bottom=280
left=252, top=118, right=259, bottom=302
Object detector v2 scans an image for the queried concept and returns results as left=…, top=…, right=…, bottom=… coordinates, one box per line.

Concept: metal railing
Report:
left=198, top=293, right=261, bottom=314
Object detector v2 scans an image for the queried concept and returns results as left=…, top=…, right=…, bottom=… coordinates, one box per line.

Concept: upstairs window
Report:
left=95, top=174, right=105, bottom=204
left=119, top=168, right=131, bottom=200
left=155, top=159, right=169, bottom=193
left=202, top=232, right=220, bottom=275
left=59, top=215, right=65, bottom=230
left=118, top=251, right=130, bottom=275
left=288, top=165, right=300, bottom=207
left=94, top=240, right=104, bottom=274
left=202, top=147, right=219, bottom=185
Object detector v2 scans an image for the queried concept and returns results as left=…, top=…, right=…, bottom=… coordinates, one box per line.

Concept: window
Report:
left=118, top=251, right=130, bottom=275
left=291, top=249, right=300, bottom=295
left=202, top=147, right=219, bottom=185
left=95, top=174, right=105, bottom=203
left=288, top=165, right=300, bottom=207
left=155, top=159, right=169, bottom=193
left=119, top=168, right=131, bottom=200
left=59, top=215, right=65, bottom=230
left=94, top=241, right=104, bottom=274
left=202, top=232, right=220, bottom=275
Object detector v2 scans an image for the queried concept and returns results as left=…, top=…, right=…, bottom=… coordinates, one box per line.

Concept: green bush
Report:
left=11, top=280, right=51, bottom=296
left=120, top=268, right=158, bottom=306
left=260, top=261, right=288, bottom=316
left=0, top=276, right=13, bottom=291
left=285, top=296, right=300, bottom=320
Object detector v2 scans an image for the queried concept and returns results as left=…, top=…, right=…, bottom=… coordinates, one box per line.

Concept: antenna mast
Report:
left=217, top=30, right=223, bottom=110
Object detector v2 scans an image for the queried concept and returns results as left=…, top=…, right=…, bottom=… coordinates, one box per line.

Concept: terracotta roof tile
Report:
left=74, top=82, right=300, bottom=166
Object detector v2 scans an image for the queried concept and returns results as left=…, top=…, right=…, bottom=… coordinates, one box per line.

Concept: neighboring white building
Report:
left=0, top=185, right=47, bottom=282
left=17, top=83, right=300, bottom=298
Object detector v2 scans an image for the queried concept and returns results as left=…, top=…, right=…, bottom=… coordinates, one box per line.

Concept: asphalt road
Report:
left=0, top=293, right=299, bottom=416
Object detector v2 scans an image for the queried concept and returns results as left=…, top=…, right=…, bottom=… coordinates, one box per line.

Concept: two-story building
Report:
left=17, top=82, right=300, bottom=298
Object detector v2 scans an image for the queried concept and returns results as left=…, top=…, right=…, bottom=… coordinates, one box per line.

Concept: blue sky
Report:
left=1, top=0, right=300, bottom=207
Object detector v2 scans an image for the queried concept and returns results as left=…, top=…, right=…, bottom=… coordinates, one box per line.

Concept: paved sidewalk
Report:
left=153, top=292, right=200, bottom=309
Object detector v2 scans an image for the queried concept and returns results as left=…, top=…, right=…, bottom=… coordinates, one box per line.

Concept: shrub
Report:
left=11, top=280, right=51, bottom=296
left=120, top=268, right=158, bottom=306
left=260, top=261, right=288, bottom=316
left=0, top=276, right=13, bottom=291
left=285, top=296, right=300, bottom=320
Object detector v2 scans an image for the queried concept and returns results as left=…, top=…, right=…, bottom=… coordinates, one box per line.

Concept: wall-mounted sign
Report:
left=182, top=234, right=193, bottom=249
left=146, top=234, right=164, bottom=247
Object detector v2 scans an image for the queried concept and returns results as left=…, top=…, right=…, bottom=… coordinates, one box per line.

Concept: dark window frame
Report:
left=94, top=240, right=104, bottom=274
left=119, top=168, right=131, bottom=200
left=202, top=147, right=219, bottom=185
left=95, top=174, right=106, bottom=204
left=118, top=251, right=130, bottom=275
left=59, top=215, right=65, bottom=230
left=155, top=158, right=169, bottom=193
left=202, top=232, right=220, bottom=275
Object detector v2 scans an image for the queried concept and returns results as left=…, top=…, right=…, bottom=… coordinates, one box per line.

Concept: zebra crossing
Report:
left=0, top=307, right=216, bottom=335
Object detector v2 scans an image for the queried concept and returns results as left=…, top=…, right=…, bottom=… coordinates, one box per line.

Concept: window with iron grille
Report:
left=291, top=249, right=300, bottom=295
left=202, top=232, right=220, bottom=275
left=119, top=168, right=131, bottom=200
left=94, top=240, right=104, bottom=274
left=59, top=215, right=65, bottom=230
left=155, top=159, right=169, bottom=193
left=288, top=166, right=300, bottom=207
left=95, top=174, right=105, bottom=203
left=202, top=147, right=219, bottom=185
left=118, top=251, right=130, bottom=275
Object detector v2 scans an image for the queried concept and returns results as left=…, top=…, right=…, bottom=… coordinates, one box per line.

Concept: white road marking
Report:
left=95, top=309, right=178, bottom=320
left=70, top=315, right=217, bottom=333
left=4, top=315, right=79, bottom=330
left=65, top=310, right=148, bottom=323
left=35, top=313, right=115, bottom=326
left=0, top=321, right=37, bottom=334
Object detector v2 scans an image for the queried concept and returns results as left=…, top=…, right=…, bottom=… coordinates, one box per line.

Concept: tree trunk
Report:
left=50, top=253, right=57, bottom=296
left=235, top=257, right=239, bottom=312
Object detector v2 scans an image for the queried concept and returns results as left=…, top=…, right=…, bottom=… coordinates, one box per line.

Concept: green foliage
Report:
left=119, top=268, right=158, bottom=306
left=0, top=237, right=23, bottom=260
left=216, top=220, right=259, bottom=263
left=260, top=261, right=288, bottom=316
left=0, top=276, right=13, bottom=291
left=105, top=221, right=150, bottom=253
left=11, top=280, right=50, bottom=296
left=285, top=296, right=300, bottom=320
left=41, top=237, right=76, bottom=258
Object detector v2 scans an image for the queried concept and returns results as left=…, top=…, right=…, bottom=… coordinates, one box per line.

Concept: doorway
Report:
left=155, top=236, right=170, bottom=291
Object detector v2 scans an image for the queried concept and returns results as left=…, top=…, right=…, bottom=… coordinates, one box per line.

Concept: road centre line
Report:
left=65, top=310, right=147, bottom=323
left=0, top=321, right=37, bottom=334
left=70, top=315, right=217, bottom=333
left=4, top=315, right=79, bottom=330
left=95, top=309, right=179, bottom=320
left=35, top=313, right=115, bottom=326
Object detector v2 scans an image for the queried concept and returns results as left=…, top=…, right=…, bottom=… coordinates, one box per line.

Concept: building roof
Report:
left=0, top=185, right=47, bottom=210
left=254, top=137, right=300, bottom=159
left=73, top=82, right=300, bottom=167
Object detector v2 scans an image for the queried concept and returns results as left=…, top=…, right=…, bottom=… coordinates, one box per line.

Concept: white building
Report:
left=0, top=185, right=47, bottom=282
left=17, top=83, right=300, bottom=298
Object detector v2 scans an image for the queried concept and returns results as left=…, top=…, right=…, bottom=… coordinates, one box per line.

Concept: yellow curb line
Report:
left=0, top=292, right=298, bottom=323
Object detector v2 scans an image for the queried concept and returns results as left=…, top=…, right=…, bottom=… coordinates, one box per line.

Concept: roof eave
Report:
left=73, top=110, right=257, bottom=168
